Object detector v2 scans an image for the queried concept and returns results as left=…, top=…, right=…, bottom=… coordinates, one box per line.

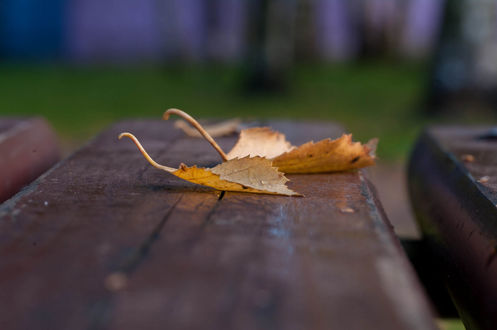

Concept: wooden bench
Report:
left=409, top=126, right=497, bottom=329
left=0, top=118, right=59, bottom=203
left=0, top=120, right=436, bottom=330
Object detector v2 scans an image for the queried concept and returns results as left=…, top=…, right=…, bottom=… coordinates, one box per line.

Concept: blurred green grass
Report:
left=0, top=61, right=430, bottom=159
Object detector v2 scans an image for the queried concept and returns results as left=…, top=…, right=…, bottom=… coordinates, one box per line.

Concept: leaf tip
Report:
left=365, top=138, right=379, bottom=158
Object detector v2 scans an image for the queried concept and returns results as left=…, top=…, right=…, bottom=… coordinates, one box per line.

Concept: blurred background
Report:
left=2, top=0, right=497, bottom=157
left=1, top=1, right=497, bottom=328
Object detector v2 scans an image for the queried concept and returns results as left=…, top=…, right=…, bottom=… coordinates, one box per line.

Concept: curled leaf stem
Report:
left=119, top=132, right=176, bottom=173
left=163, top=108, right=228, bottom=162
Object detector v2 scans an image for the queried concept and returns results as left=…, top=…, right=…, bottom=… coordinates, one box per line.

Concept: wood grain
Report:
left=0, top=120, right=435, bottom=330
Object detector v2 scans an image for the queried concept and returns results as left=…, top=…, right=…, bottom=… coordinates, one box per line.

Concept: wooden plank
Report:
left=408, top=126, right=497, bottom=329
left=0, top=120, right=436, bottom=330
left=0, top=118, right=60, bottom=203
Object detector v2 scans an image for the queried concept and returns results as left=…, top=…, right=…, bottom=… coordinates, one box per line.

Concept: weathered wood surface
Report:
left=0, top=118, right=59, bottom=203
left=0, top=120, right=435, bottom=330
left=409, top=126, right=497, bottom=330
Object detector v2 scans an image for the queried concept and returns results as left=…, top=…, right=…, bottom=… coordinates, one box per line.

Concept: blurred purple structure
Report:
left=66, top=0, right=247, bottom=63
left=313, top=0, right=442, bottom=61
left=2, top=0, right=444, bottom=63
left=361, top=0, right=404, bottom=56
left=67, top=0, right=164, bottom=63
left=427, top=0, right=497, bottom=111
left=162, top=0, right=206, bottom=61
left=314, top=0, right=358, bottom=60
left=205, top=0, right=247, bottom=61
left=401, top=0, right=445, bottom=58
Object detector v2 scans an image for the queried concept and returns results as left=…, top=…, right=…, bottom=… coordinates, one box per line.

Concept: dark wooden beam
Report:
left=0, top=118, right=59, bottom=203
left=409, top=126, right=497, bottom=329
left=0, top=120, right=435, bottom=330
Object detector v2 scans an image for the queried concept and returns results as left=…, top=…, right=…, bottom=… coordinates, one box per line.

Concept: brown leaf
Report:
left=119, top=133, right=300, bottom=196
left=227, top=128, right=376, bottom=173
left=273, top=134, right=377, bottom=173
left=163, top=109, right=376, bottom=174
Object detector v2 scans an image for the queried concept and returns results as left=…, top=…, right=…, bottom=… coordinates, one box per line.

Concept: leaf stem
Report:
left=163, top=108, right=228, bottom=161
left=119, top=132, right=176, bottom=173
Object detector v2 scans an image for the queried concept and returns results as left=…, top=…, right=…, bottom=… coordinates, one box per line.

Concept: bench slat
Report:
left=0, top=120, right=435, bottom=330
left=0, top=118, right=59, bottom=203
left=409, top=126, right=497, bottom=329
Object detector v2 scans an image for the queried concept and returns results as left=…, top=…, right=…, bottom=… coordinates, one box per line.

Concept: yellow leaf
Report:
left=119, top=133, right=300, bottom=196
left=225, top=126, right=377, bottom=173
left=210, top=157, right=298, bottom=195
left=273, top=134, right=377, bottom=173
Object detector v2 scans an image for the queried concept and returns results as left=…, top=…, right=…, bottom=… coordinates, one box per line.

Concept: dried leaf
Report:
left=119, top=133, right=300, bottom=196
left=226, top=127, right=377, bottom=173
left=227, top=127, right=294, bottom=159
left=273, top=134, right=377, bottom=173
left=175, top=118, right=241, bottom=138
left=164, top=109, right=377, bottom=173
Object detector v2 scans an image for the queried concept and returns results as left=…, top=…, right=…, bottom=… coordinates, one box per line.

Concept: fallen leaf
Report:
left=119, top=132, right=300, bottom=196
left=227, top=127, right=294, bottom=159
left=175, top=118, right=241, bottom=138
left=163, top=109, right=377, bottom=173
left=225, top=126, right=376, bottom=173
left=272, top=135, right=377, bottom=173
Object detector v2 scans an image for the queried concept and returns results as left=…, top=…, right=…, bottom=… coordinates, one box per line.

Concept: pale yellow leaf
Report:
left=227, top=127, right=294, bottom=160
left=210, top=156, right=299, bottom=196
left=119, top=132, right=300, bottom=196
